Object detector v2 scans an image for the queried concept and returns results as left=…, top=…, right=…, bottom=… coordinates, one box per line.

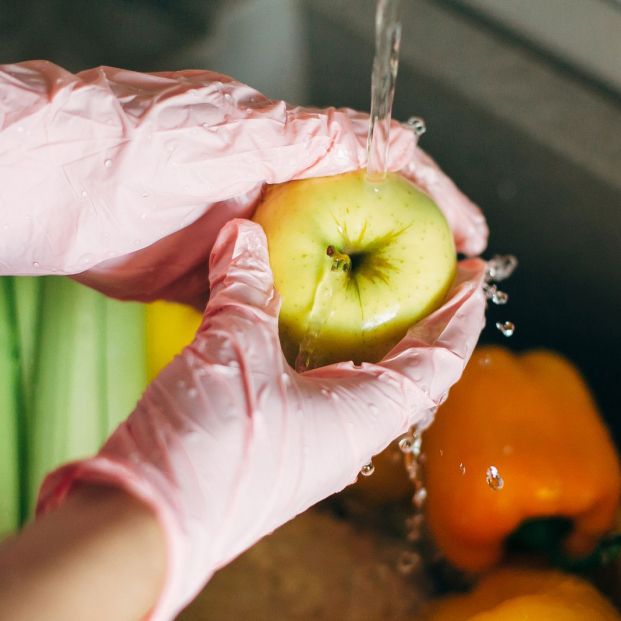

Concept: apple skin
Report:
left=252, top=171, right=456, bottom=369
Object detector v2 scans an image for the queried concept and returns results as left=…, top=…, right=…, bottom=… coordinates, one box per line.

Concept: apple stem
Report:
left=326, top=245, right=352, bottom=273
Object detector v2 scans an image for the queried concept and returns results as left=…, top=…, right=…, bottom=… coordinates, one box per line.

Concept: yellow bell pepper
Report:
left=422, top=567, right=621, bottom=620
left=424, top=346, right=621, bottom=572
left=145, top=301, right=202, bottom=381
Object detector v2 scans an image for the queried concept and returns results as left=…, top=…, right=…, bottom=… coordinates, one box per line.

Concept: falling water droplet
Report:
left=397, top=550, right=421, bottom=575
left=486, top=466, right=504, bottom=490
left=459, top=462, right=466, bottom=475
left=399, top=437, right=413, bottom=453
left=411, top=433, right=423, bottom=458
left=413, top=486, right=427, bottom=508
left=360, top=462, right=375, bottom=477
left=486, top=255, right=518, bottom=282
left=496, top=321, right=515, bottom=337
left=492, top=290, right=509, bottom=305
left=405, top=461, right=418, bottom=481
left=104, top=159, right=112, bottom=168
left=406, top=116, right=426, bottom=137
left=405, top=514, right=425, bottom=542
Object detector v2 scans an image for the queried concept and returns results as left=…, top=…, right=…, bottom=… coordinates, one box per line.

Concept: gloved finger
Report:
left=401, top=148, right=488, bottom=256
left=205, top=218, right=278, bottom=317
left=195, top=219, right=284, bottom=373
left=380, top=258, right=487, bottom=411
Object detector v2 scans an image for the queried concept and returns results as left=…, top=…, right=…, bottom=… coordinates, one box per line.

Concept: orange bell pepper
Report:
left=424, top=346, right=621, bottom=572
left=422, top=567, right=621, bottom=620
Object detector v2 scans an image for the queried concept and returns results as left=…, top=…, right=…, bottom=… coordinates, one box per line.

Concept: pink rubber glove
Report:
left=0, top=61, right=486, bottom=307
left=38, top=218, right=487, bottom=621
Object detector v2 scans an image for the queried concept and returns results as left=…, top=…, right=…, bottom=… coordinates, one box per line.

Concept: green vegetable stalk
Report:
left=0, top=276, right=147, bottom=531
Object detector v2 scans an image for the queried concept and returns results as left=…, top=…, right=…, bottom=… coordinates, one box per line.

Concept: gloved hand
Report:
left=37, top=217, right=487, bottom=621
left=0, top=62, right=486, bottom=307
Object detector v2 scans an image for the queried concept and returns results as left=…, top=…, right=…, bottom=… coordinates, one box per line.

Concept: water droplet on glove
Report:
left=360, top=462, right=375, bottom=477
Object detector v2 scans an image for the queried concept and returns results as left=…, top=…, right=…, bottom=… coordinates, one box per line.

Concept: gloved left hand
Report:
left=0, top=62, right=486, bottom=308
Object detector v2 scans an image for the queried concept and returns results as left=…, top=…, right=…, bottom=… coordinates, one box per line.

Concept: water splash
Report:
left=486, top=255, right=518, bottom=282
left=406, top=116, right=427, bottom=137
left=483, top=283, right=509, bottom=305
left=496, top=321, right=515, bottom=337
left=366, top=0, right=403, bottom=182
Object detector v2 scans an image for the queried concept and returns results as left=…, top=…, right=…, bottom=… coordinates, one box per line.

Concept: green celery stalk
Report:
left=27, top=277, right=147, bottom=515
left=0, top=278, right=23, bottom=535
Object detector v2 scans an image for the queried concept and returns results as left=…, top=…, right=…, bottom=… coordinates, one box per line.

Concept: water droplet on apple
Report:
left=360, top=462, right=375, bottom=477
left=187, top=387, right=198, bottom=399
left=486, top=465, right=504, bottom=490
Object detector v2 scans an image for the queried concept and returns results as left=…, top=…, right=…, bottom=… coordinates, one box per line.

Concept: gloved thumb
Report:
left=203, top=218, right=280, bottom=328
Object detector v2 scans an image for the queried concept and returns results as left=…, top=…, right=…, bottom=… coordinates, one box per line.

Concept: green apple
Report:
left=252, top=170, right=456, bottom=369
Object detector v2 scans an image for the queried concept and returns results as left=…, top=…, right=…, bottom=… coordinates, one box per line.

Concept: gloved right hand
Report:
left=38, top=218, right=486, bottom=621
